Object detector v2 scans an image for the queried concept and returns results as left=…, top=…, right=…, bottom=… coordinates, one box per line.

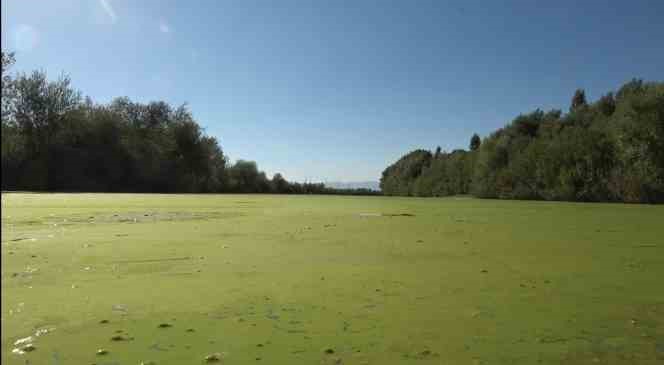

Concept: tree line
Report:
left=1, top=52, right=379, bottom=195
left=381, top=80, right=664, bottom=203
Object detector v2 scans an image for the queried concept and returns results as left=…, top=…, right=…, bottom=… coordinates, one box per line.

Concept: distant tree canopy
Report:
left=381, top=80, right=664, bottom=203
left=1, top=52, right=379, bottom=195
left=570, top=88, right=588, bottom=112
left=380, top=149, right=432, bottom=196
left=4, top=53, right=661, bottom=202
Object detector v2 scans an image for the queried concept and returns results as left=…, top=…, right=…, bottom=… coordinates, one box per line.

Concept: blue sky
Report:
left=2, top=1, right=663, bottom=182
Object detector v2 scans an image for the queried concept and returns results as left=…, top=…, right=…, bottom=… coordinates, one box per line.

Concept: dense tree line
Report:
left=1, top=52, right=378, bottom=195
left=381, top=80, right=664, bottom=203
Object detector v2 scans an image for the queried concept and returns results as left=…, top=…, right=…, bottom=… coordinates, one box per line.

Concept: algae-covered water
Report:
left=2, top=193, right=663, bottom=364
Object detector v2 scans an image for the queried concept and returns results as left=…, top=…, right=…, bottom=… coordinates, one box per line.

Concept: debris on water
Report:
left=384, top=213, right=415, bottom=217
left=415, top=349, right=439, bottom=359
left=256, top=343, right=264, bottom=347
left=149, top=342, right=170, bottom=352
left=14, top=336, right=33, bottom=346
left=630, top=319, right=638, bottom=326
left=256, top=357, right=261, bottom=360
left=11, top=342, right=36, bottom=354
left=84, top=266, right=91, bottom=271
left=186, top=328, right=195, bottom=332
left=34, top=328, right=53, bottom=337
left=11, top=272, right=18, bottom=277
left=158, top=323, right=172, bottom=328
left=112, top=304, right=128, bottom=313
left=99, top=319, right=109, bottom=324
left=96, top=348, right=109, bottom=355
left=71, top=284, right=78, bottom=289
left=324, top=348, right=335, bottom=354
left=480, top=269, right=488, bottom=273
left=140, top=361, right=157, bottom=365
left=110, top=335, right=130, bottom=341
left=204, top=353, right=222, bottom=362
left=416, top=240, right=424, bottom=243
left=544, top=279, right=551, bottom=284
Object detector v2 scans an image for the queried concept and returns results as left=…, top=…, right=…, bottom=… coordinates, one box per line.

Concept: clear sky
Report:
left=2, top=1, right=663, bottom=182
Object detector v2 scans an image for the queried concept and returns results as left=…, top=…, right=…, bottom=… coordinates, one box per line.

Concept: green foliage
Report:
left=469, top=133, right=481, bottom=151
left=380, top=149, right=432, bottom=196
left=1, top=51, right=16, bottom=123
left=570, top=88, right=587, bottom=112
left=597, top=92, right=616, bottom=116
left=270, top=173, right=288, bottom=193
left=1, top=54, right=379, bottom=195
left=382, top=80, right=664, bottom=203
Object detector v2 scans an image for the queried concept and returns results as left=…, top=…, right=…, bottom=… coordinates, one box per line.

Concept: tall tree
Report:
left=271, top=173, right=289, bottom=193
left=597, top=92, right=616, bottom=116
left=570, top=88, right=587, bottom=111
left=1, top=51, right=16, bottom=123
left=469, top=133, right=481, bottom=151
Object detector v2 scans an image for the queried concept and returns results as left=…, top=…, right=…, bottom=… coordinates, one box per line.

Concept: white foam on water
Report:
left=14, top=336, right=32, bottom=346
left=35, top=327, right=54, bottom=337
